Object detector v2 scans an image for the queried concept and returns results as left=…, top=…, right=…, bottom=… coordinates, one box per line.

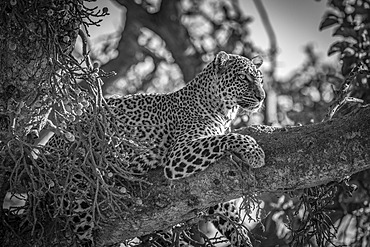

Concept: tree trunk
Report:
left=97, top=105, right=370, bottom=246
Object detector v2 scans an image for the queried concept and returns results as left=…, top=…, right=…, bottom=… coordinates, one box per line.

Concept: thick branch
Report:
left=97, top=106, right=370, bottom=246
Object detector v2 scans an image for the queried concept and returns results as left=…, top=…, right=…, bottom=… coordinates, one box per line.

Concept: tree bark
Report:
left=97, top=105, right=370, bottom=246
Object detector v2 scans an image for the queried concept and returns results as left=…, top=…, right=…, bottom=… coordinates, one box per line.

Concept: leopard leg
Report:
left=207, top=200, right=252, bottom=247
left=71, top=200, right=94, bottom=246
left=64, top=173, right=95, bottom=246
left=164, top=133, right=264, bottom=179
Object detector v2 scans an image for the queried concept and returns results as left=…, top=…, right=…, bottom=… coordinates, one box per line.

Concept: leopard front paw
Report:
left=247, top=145, right=265, bottom=168
left=230, top=135, right=265, bottom=169
left=235, top=142, right=265, bottom=168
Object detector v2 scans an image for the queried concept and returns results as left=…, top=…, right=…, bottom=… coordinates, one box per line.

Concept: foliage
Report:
left=0, top=1, right=147, bottom=246
left=320, top=0, right=370, bottom=103
left=320, top=0, right=370, bottom=74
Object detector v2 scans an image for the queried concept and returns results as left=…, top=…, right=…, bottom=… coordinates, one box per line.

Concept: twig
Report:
left=79, top=29, right=93, bottom=70
left=323, top=63, right=367, bottom=121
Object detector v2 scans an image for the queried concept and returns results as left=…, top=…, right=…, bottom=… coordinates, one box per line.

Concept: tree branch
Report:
left=97, top=105, right=370, bottom=246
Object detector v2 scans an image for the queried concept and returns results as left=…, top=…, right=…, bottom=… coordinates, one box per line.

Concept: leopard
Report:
left=108, top=51, right=265, bottom=179
left=47, top=51, right=265, bottom=246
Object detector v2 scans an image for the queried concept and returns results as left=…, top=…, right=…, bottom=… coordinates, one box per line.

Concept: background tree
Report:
left=1, top=0, right=370, bottom=247
left=98, top=0, right=258, bottom=95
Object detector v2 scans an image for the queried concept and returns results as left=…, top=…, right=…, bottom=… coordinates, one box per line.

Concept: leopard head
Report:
left=213, top=51, right=265, bottom=113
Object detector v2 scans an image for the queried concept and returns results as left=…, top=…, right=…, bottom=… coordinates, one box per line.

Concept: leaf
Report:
left=327, top=41, right=347, bottom=56
left=319, top=13, right=340, bottom=31
left=333, top=26, right=357, bottom=38
left=330, top=0, right=345, bottom=10
left=341, top=56, right=356, bottom=75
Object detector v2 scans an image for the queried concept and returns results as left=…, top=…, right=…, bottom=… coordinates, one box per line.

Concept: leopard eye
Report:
left=238, top=73, right=254, bottom=82
left=238, top=74, right=247, bottom=80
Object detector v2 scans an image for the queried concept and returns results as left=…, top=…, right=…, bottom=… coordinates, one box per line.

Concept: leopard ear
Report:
left=251, top=55, right=263, bottom=68
left=214, top=51, right=230, bottom=74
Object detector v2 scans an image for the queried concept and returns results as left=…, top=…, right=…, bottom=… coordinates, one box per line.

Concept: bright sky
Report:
left=87, top=0, right=339, bottom=79
left=241, top=0, right=339, bottom=78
